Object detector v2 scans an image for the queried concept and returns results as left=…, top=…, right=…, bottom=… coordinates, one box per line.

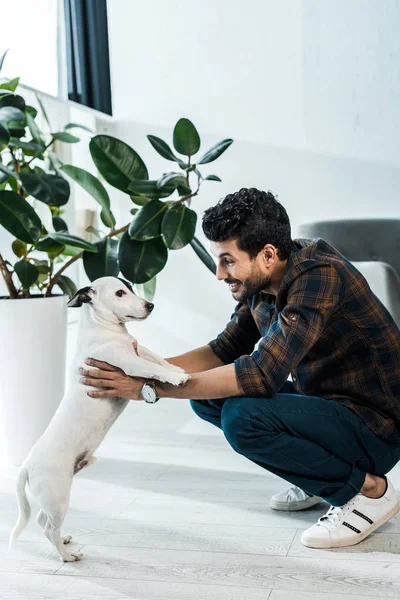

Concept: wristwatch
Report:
left=141, top=382, right=159, bottom=404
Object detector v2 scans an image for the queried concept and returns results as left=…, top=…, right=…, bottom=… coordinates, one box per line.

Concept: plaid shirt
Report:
left=209, top=238, right=400, bottom=444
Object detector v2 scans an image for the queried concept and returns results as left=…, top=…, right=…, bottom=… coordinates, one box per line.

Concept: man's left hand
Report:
left=79, top=357, right=149, bottom=400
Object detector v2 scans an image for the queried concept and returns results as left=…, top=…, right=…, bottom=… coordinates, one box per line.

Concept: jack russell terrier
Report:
left=10, top=276, right=189, bottom=561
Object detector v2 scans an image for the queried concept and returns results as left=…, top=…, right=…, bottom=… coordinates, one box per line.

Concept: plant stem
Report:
left=26, top=141, right=54, bottom=166
left=44, top=223, right=129, bottom=297
left=0, top=252, right=18, bottom=298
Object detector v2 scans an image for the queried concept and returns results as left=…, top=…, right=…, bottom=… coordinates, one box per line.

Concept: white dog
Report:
left=9, top=276, right=189, bottom=561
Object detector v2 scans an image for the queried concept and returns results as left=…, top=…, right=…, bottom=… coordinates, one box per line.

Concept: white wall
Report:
left=106, top=0, right=400, bottom=355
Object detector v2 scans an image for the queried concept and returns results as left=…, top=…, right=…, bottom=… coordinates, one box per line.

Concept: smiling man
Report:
left=80, top=187, right=400, bottom=549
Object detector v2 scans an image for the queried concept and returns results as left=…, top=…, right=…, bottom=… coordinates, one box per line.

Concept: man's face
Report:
left=210, top=239, right=277, bottom=302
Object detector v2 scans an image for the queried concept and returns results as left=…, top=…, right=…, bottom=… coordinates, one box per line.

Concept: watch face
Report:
left=143, top=384, right=156, bottom=402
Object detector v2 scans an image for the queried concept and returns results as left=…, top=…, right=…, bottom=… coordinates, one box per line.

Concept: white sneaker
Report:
left=301, top=476, right=400, bottom=548
left=270, top=486, right=323, bottom=511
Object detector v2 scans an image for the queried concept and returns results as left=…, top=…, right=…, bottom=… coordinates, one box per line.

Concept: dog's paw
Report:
left=167, top=372, right=191, bottom=387
left=62, top=535, right=72, bottom=544
left=63, top=551, right=83, bottom=562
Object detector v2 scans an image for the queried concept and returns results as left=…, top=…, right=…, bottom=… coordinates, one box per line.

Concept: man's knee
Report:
left=221, top=397, right=255, bottom=453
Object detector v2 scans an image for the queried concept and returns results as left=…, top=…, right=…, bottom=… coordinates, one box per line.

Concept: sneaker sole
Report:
left=301, top=501, right=400, bottom=548
left=270, top=496, right=323, bottom=512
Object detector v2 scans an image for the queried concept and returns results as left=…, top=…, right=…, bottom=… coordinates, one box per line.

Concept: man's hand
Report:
left=80, top=343, right=150, bottom=400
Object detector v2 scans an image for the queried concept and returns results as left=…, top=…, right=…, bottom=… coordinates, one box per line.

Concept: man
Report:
left=80, top=187, right=400, bottom=549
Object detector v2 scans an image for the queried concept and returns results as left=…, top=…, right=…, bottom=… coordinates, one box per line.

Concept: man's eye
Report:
left=225, top=259, right=234, bottom=266
left=116, top=290, right=125, bottom=297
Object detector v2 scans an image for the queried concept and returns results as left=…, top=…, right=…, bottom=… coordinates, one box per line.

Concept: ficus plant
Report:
left=0, top=51, right=233, bottom=301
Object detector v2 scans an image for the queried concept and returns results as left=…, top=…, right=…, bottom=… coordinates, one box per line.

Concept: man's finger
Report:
left=85, top=358, right=119, bottom=371
left=79, top=368, right=115, bottom=380
left=87, top=389, right=119, bottom=398
left=80, top=377, right=115, bottom=387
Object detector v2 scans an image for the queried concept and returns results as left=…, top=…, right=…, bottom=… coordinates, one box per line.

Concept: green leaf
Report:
left=0, top=106, right=24, bottom=123
left=90, top=135, right=148, bottom=192
left=64, top=122, right=93, bottom=133
left=52, top=131, right=80, bottom=143
left=100, top=207, right=116, bottom=228
left=127, top=179, right=177, bottom=199
left=57, top=275, right=78, bottom=298
left=0, top=50, right=9, bottom=73
left=25, top=105, right=38, bottom=119
left=47, top=232, right=98, bottom=253
left=0, top=77, right=19, bottom=92
left=35, top=92, right=51, bottom=130
left=9, top=138, right=44, bottom=154
left=162, top=204, right=197, bottom=250
left=129, top=199, right=168, bottom=241
left=118, top=231, right=168, bottom=284
left=34, top=237, right=65, bottom=253
left=156, top=172, right=188, bottom=189
left=198, top=139, right=233, bottom=164
left=83, top=237, right=119, bottom=281
left=12, top=239, right=27, bottom=258
left=0, top=122, right=9, bottom=151
left=147, top=135, right=179, bottom=162
left=20, top=173, right=70, bottom=206
left=0, top=190, right=42, bottom=243
left=52, top=216, right=68, bottom=232
left=60, top=165, right=115, bottom=227
left=26, top=111, right=45, bottom=147
left=135, top=276, right=156, bottom=302
left=173, top=118, right=200, bottom=157
left=61, top=245, right=82, bottom=257
left=0, top=93, right=25, bottom=113
left=204, top=174, right=221, bottom=182
left=190, top=236, right=216, bottom=274
left=7, top=126, right=25, bottom=138
left=14, top=259, right=39, bottom=289
left=130, top=194, right=151, bottom=206
left=0, top=162, right=19, bottom=189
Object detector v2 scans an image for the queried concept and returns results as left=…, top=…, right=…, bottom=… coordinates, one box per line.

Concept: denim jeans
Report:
left=190, top=382, right=400, bottom=506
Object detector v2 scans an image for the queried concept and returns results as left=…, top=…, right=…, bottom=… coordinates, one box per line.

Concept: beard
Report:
left=226, top=266, right=271, bottom=302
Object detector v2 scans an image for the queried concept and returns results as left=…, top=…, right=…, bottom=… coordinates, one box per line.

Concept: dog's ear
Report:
left=66, top=286, right=94, bottom=308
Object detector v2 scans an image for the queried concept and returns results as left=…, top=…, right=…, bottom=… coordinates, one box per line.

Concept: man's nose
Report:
left=215, top=263, right=226, bottom=281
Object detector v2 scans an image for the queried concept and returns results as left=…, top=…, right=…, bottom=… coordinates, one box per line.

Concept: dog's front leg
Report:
left=93, top=346, right=190, bottom=386
left=136, top=344, right=185, bottom=373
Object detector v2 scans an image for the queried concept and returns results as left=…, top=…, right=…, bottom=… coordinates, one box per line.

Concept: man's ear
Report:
left=66, top=286, right=94, bottom=308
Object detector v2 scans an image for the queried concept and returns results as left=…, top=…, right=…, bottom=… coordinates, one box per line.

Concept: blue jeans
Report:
left=190, top=382, right=400, bottom=506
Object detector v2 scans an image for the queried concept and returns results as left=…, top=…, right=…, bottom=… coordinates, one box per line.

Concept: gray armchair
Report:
left=296, top=219, right=400, bottom=327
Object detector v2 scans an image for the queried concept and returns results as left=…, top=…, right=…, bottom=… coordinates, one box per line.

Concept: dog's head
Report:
left=66, top=276, right=154, bottom=324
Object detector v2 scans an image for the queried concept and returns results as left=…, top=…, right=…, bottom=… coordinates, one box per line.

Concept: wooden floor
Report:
left=1, top=330, right=400, bottom=599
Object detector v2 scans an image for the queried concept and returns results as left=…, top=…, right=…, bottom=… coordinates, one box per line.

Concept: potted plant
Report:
left=0, top=51, right=233, bottom=464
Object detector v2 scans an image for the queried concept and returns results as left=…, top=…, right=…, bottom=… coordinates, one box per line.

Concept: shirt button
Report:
left=292, top=375, right=297, bottom=382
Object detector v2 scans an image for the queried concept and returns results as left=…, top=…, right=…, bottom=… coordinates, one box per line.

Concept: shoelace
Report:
left=317, top=495, right=360, bottom=529
left=286, top=486, right=309, bottom=502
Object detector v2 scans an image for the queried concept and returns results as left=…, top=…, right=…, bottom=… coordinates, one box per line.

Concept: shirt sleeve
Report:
left=234, top=264, right=344, bottom=396
left=208, top=301, right=261, bottom=364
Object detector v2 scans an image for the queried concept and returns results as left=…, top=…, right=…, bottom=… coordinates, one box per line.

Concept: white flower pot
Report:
left=0, top=294, right=68, bottom=466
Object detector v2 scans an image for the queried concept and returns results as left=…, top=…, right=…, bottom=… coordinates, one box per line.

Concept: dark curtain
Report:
left=64, top=0, right=112, bottom=115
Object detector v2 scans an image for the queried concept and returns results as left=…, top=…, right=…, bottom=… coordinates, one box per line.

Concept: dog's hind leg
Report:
left=37, top=510, right=72, bottom=544
left=44, top=509, right=82, bottom=562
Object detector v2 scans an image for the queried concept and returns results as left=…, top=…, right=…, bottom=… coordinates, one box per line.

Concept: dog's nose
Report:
left=146, top=302, right=154, bottom=312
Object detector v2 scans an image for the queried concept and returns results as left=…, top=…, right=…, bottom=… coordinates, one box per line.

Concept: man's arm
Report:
left=165, top=344, right=225, bottom=373
left=156, top=362, right=244, bottom=399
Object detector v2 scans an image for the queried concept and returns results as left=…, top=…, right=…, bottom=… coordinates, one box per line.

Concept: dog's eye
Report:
left=115, top=290, right=126, bottom=297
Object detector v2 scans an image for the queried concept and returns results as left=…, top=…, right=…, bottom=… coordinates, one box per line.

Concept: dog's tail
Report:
left=9, top=467, right=31, bottom=547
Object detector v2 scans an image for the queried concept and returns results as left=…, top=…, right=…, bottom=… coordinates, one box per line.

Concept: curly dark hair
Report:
left=202, top=188, right=292, bottom=260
